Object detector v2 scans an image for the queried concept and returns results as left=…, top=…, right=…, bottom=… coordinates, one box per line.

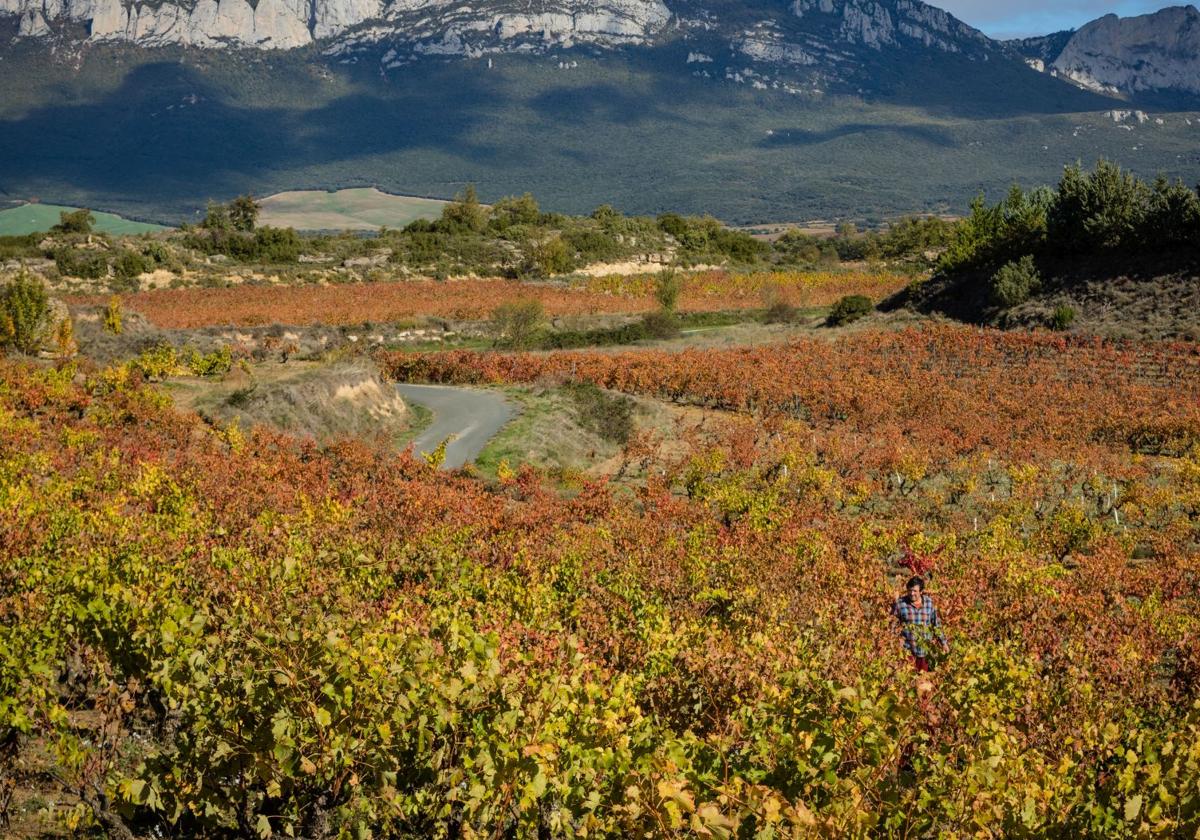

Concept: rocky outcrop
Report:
left=1011, top=6, right=1200, bottom=100
left=791, top=0, right=990, bottom=54
left=0, top=0, right=671, bottom=51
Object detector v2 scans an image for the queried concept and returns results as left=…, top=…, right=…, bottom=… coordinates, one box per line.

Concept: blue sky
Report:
left=936, top=0, right=1174, bottom=38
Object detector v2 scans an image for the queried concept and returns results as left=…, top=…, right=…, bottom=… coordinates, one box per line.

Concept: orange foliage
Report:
left=380, top=324, right=1200, bottom=471
left=65, top=269, right=910, bottom=329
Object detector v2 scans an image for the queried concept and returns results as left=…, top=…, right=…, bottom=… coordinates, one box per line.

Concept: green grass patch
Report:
left=0, top=203, right=167, bottom=236
left=257, top=188, right=450, bottom=231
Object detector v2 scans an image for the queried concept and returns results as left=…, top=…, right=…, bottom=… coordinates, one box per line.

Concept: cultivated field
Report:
left=257, top=188, right=451, bottom=231
left=4, top=320, right=1199, bottom=837
left=67, top=270, right=911, bottom=329
left=0, top=203, right=167, bottom=236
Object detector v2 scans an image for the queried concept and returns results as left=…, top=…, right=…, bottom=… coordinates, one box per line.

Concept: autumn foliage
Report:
left=3, top=322, right=1200, bottom=836
left=65, top=270, right=910, bottom=329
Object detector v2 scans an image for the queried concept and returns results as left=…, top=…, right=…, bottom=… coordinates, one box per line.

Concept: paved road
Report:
left=396, top=384, right=515, bottom=470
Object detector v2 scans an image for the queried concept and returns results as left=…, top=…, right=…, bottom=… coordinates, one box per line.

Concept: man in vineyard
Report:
left=892, top=576, right=949, bottom=671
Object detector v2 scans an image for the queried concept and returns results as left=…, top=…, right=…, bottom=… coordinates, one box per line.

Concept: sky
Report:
left=935, top=0, right=1173, bottom=39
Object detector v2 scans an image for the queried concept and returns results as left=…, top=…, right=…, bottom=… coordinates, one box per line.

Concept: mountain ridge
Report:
left=1010, top=5, right=1200, bottom=104
left=1, top=2, right=1198, bottom=224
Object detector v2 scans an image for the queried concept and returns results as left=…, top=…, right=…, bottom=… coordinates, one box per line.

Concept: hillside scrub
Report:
left=0, top=271, right=50, bottom=353
left=939, top=161, right=1200, bottom=276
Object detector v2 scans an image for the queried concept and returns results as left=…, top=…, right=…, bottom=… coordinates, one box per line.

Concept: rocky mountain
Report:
left=1, top=0, right=997, bottom=78
left=1012, top=6, right=1200, bottom=103
left=0, top=1, right=1196, bottom=224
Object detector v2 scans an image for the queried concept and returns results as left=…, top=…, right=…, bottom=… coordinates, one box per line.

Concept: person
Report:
left=892, top=576, right=949, bottom=671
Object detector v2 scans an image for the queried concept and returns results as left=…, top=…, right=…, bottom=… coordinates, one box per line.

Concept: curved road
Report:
left=396, top=384, right=515, bottom=470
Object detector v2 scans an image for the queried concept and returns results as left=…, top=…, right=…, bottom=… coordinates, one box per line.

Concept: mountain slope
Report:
left=0, top=1, right=1195, bottom=223
left=1011, top=6, right=1200, bottom=105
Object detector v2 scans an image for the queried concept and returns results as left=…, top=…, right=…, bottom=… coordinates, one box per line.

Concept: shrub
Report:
left=562, top=228, right=622, bottom=264
left=763, top=300, right=800, bottom=324
left=54, top=248, right=108, bottom=279
left=185, top=346, right=233, bottom=377
left=1050, top=160, right=1149, bottom=251
left=441, top=184, right=488, bottom=234
left=0, top=271, right=50, bottom=354
left=112, top=249, right=152, bottom=285
left=525, top=237, right=573, bottom=277
left=489, top=193, right=540, bottom=231
left=654, top=268, right=683, bottom=312
left=1049, top=305, right=1077, bottom=331
left=51, top=208, right=95, bottom=234
left=656, top=212, right=688, bottom=238
left=491, top=300, right=545, bottom=348
left=991, top=256, right=1042, bottom=308
left=130, top=343, right=180, bottom=380
left=566, top=382, right=635, bottom=444
left=827, top=294, right=874, bottom=326
left=250, top=227, right=302, bottom=263
left=639, top=310, right=680, bottom=339
left=103, top=296, right=123, bottom=335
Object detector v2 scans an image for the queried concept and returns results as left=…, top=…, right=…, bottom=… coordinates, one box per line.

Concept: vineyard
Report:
left=380, top=326, right=1200, bottom=469
left=64, top=271, right=909, bottom=330
left=3, top=322, right=1200, bottom=837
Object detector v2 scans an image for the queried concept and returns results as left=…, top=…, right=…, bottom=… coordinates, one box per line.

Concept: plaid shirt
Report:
left=892, top=594, right=947, bottom=657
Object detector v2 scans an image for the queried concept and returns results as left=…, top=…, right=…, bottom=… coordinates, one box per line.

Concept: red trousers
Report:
left=912, top=655, right=931, bottom=672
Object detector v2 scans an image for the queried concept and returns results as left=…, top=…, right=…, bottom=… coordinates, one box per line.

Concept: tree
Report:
left=0, top=271, right=51, bottom=354
left=990, top=255, right=1042, bottom=308
left=51, top=208, right=95, bottom=235
left=826, top=294, right=874, bottom=326
left=835, top=221, right=858, bottom=239
left=526, top=237, right=573, bottom=277
left=490, top=193, right=540, bottom=231
left=1049, top=160, right=1149, bottom=251
left=229, top=195, right=261, bottom=232
left=202, top=201, right=232, bottom=231
left=441, top=185, right=488, bottom=233
left=1145, top=176, right=1200, bottom=248
left=490, top=300, right=544, bottom=348
left=654, top=267, right=683, bottom=312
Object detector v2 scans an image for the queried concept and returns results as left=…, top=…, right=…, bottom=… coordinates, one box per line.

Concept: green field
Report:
left=0, top=203, right=168, bottom=235
left=257, top=188, right=449, bottom=231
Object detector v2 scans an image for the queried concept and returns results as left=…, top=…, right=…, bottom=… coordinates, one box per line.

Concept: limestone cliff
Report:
left=1012, top=6, right=1200, bottom=100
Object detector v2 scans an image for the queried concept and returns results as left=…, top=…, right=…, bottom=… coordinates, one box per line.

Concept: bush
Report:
left=185, top=346, right=234, bottom=377
left=491, top=300, right=545, bottom=348
left=112, top=249, right=152, bottom=285
left=250, top=227, right=302, bottom=263
left=103, top=296, right=123, bottom=335
left=566, top=382, right=635, bottom=444
left=763, top=300, right=800, bottom=324
left=562, top=228, right=622, bottom=264
left=489, top=193, right=540, bottom=231
left=54, top=248, right=108, bottom=279
left=1050, top=160, right=1150, bottom=251
left=654, top=268, right=683, bottom=312
left=826, top=294, right=874, bottom=327
left=525, top=237, right=573, bottom=277
left=1049, top=305, right=1077, bottom=331
left=0, top=271, right=51, bottom=354
left=991, top=256, right=1042, bottom=308
left=441, top=184, right=488, bottom=234
left=639, top=310, right=680, bottom=339
left=51, top=208, right=95, bottom=234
